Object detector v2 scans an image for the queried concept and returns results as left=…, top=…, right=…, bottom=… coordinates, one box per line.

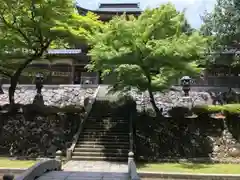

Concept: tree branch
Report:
left=0, top=69, right=11, bottom=77
left=0, top=14, right=32, bottom=48
left=30, top=0, right=44, bottom=47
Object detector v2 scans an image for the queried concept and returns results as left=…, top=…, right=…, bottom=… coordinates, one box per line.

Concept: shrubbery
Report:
left=192, top=104, right=240, bottom=116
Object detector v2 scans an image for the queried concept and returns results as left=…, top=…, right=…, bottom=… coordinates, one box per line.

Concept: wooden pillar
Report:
left=71, top=65, right=75, bottom=84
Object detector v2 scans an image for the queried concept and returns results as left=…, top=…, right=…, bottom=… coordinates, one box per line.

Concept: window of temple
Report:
left=80, top=72, right=98, bottom=84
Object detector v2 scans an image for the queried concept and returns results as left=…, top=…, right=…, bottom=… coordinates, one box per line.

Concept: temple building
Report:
left=3, top=2, right=239, bottom=87
left=194, top=50, right=240, bottom=87
left=6, top=2, right=142, bottom=85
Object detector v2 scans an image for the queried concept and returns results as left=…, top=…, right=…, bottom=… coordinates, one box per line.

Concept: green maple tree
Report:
left=0, top=0, right=102, bottom=104
left=201, top=0, right=240, bottom=65
left=88, top=3, right=208, bottom=115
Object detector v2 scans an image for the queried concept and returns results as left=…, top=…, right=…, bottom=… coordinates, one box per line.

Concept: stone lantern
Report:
left=0, top=76, right=3, bottom=94
left=180, top=76, right=191, bottom=96
left=35, top=73, right=44, bottom=94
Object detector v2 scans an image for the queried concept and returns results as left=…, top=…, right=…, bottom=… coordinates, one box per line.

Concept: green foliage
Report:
left=223, top=104, right=240, bottom=115
left=193, top=105, right=224, bottom=115
left=88, top=3, right=208, bottom=92
left=52, top=12, right=104, bottom=46
left=0, top=0, right=102, bottom=76
left=168, top=106, right=190, bottom=117
left=58, top=105, right=85, bottom=114
left=0, top=0, right=72, bottom=77
left=22, top=104, right=85, bottom=115
left=201, top=0, right=240, bottom=65
left=193, top=104, right=240, bottom=115
left=0, top=0, right=103, bottom=103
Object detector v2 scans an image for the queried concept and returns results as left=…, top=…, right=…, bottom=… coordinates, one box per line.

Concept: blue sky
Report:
left=77, top=0, right=216, bottom=28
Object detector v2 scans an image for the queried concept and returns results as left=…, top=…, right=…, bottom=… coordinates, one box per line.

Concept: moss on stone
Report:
left=193, top=104, right=240, bottom=116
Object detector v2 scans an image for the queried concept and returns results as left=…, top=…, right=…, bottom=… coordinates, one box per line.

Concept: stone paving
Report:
left=62, top=161, right=128, bottom=172
left=35, top=161, right=129, bottom=180
left=37, top=171, right=128, bottom=180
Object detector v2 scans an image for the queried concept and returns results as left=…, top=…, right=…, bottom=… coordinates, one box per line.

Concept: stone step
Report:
left=82, top=128, right=128, bottom=132
left=75, top=144, right=129, bottom=149
left=86, top=120, right=129, bottom=127
left=87, top=120, right=128, bottom=123
left=84, top=123, right=128, bottom=126
left=79, top=136, right=129, bottom=140
left=88, top=117, right=127, bottom=120
left=77, top=141, right=129, bottom=145
left=83, top=129, right=128, bottom=133
left=74, top=147, right=129, bottom=153
left=82, top=132, right=129, bottom=136
left=86, top=122, right=128, bottom=125
left=71, top=156, right=128, bottom=161
left=72, top=151, right=128, bottom=157
left=86, top=122, right=129, bottom=125
left=80, top=134, right=129, bottom=139
left=83, top=126, right=129, bottom=132
left=78, top=138, right=129, bottom=143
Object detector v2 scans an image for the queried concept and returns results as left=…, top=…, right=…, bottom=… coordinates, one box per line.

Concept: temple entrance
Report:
left=73, top=65, right=99, bottom=84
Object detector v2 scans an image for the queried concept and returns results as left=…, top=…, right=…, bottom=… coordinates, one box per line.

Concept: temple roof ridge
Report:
left=76, top=0, right=142, bottom=13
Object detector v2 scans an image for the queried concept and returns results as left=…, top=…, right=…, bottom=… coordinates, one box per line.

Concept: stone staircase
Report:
left=72, top=100, right=129, bottom=161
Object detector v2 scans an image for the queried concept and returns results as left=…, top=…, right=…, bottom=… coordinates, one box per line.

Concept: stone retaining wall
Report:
left=130, top=89, right=212, bottom=114
left=131, top=89, right=240, bottom=160
left=0, top=85, right=97, bottom=107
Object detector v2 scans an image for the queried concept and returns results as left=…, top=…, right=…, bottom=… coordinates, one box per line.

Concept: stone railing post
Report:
left=3, top=174, right=14, bottom=180
left=55, top=150, right=62, bottom=162
left=128, top=151, right=134, bottom=174
left=66, top=149, right=72, bottom=161
left=128, top=151, right=140, bottom=180
left=14, top=159, right=61, bottom=180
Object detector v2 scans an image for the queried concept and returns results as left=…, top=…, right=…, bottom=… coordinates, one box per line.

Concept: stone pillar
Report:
left=55, top=150, right=62, bottom=162
left=3, top=174, right=14, bottom=180
left=128, top=151, right=134, bottom=174
left=0, top=76, right=3, bottom=94
left=71, top=65, right=75, bottom=84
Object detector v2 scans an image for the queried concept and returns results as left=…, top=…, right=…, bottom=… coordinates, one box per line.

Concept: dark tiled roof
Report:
left=98, top=3, right=141, bottom=12
left=97, top=3, right=142, bottom=12
left=97, top=7, right=141, bottom=12
left=76, top=2, right=142, bottom=14
left=47, top=49, right=82, bottom=55
left=99, top=3, right=139, bottom=8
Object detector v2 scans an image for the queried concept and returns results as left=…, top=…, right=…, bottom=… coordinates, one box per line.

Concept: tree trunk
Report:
left=7, top=38, right=52, bottom=104
left=8, top=57, right=36, bottom=104
left=142, top=69, right=161, bottom=116
left=147, top=87, right=161, bottom=116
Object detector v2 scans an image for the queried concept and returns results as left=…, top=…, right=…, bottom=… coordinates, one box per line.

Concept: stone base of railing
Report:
left=13, top=159, right=61, bottom=180
left=128, top=152, right=140, bottom=180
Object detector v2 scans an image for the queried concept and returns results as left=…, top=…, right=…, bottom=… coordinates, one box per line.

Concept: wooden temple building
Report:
left=3, top=2, right=142, bottom=85
left=2, top=2, right=240, bottom=87
left=194, top=50, right=240, bottom=87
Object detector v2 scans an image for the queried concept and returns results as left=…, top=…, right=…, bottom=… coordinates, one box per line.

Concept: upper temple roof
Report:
left=76, top=1, right=142, bottom=14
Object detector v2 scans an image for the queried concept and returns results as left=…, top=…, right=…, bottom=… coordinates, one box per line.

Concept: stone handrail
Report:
left=128, top=152, right=140, bottom=180
left=66, top=85, right=100, bottom=160
left=13, top=159, right=61, bottom=180
left=129, top=113, right=134, bottom=152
